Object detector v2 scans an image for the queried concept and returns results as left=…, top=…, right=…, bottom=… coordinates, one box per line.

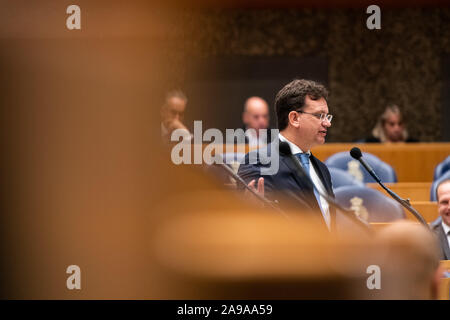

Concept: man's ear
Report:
left=288, top=111, right=300, bottom=128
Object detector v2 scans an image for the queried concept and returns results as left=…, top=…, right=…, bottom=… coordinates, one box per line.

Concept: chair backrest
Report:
left=334, top=185, right=406, bottom=222
left=433, top=156, right=450, bottom=181
left=430, top=170, right=450, bottom=201
left=329, top=167, right=364, bottom=191
left=325, top=151, right=397, bottom=183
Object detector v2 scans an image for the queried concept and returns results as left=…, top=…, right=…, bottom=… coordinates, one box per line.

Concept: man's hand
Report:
left=247, top=177, right=265, bottom=198
left=165, top=118, right=189, bottom=133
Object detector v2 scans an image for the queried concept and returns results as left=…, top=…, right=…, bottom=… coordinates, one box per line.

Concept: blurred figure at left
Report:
left=161, top=90, right=192, bottom=142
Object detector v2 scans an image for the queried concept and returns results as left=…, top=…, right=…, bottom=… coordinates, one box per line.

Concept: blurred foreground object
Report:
left=375, top=221, right=441, bottom=299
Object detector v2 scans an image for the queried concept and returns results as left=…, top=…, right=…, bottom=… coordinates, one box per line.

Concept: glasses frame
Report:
left=296, top=110, right=333, bottom=123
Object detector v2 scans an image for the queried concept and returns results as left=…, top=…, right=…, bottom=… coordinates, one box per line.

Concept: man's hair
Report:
left=163, top=90, right=187, bottom=108
left=274, top=79, right=329, bottom=130
left=243, top=96, right=268, bottom=113
left=436, top=179, right=450, bottom=201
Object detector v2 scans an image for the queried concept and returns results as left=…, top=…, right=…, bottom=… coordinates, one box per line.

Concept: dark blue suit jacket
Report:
left=238, top=140, right=335, bottom=229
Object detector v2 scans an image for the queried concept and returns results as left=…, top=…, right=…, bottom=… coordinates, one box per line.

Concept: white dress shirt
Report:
left=279, top=133, right=331, bottom=229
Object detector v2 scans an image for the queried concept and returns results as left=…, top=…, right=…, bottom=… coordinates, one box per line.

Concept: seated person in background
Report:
left=241, top=96, right=272, bottom=146
left=363, top=104, right=418, bottom=143
left=160, top=90, right=192, bottom=142
left=432, top=179, right=450, bottom=260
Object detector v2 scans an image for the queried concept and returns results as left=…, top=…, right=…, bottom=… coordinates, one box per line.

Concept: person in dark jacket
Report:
left=431, top=179, right=450, bottom=260
left=238, top=79, right=334, bottom=230
left=362, top=104, right=418, bottom=143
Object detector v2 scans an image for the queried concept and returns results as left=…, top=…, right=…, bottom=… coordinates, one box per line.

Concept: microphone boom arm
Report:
left=353, top=149, right=429, bottom=227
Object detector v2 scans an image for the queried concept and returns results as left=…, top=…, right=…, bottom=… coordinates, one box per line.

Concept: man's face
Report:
left=296, top=96, right=331, bottom=150
left=383, top=113, right=404, bottom=142
left=243, top=98, right=269, bottom=131
left=437, top=181, right=450, bottom=227
left=161, top=97, right=186, bottom=125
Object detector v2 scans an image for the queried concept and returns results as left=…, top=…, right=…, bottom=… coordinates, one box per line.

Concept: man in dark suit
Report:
left=238, top=79, right=334, bottom=230
left=431, top=179, right=450, bottom=260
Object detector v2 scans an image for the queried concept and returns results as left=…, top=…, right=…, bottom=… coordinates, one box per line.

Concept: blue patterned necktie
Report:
left=296, top=153, right=329, bottom=228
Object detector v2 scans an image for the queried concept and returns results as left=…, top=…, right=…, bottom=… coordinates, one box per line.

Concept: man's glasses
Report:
left=296, top=110, right=333, bottom=123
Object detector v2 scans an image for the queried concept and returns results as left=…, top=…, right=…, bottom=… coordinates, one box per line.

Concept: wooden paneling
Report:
left=311, top=143, right=450, bottom=182
left=367, top=182, right=432, bottom=202
left=438, top=261, right=450, bottom=300
left=369, top=222, right=395, bottom=231
left=408, top=201, right=438, bottom=223
left=368, top=201, right=439, bottom=223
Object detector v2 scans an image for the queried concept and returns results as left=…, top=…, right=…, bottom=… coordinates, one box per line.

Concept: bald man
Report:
left=241, top=96, right=272, bottom=146
left=432, top=179, right=450, bottom=260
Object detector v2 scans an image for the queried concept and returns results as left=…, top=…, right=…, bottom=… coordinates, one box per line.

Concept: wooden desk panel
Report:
left=438, top=261, right=450, bottom=300
left=438, top=278, right=450, bottom=300
left=311, top=143, right=450, bottom=182
left=366, top=182, right=432, bottom=202
left=369, top=222, right=394, bottom=231
left=407, top=201, right=438, bottom=223
left=440, top=260, right=450, bottom=273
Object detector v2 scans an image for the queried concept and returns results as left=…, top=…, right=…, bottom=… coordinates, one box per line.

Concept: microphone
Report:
left=215, top=163, right=288, bottom=218
left=350, top=147, right=382, bottom=183
left=279, top=142, right=372, bottom=232
left=349, top=147, right=428, bottom=227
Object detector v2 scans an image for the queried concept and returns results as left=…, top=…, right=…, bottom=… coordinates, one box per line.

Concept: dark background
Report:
left=184, top=56, right=328, bottom=133
left=0, top=0, right=449, bottom=299
left=163, top=7, right=450, bottom=142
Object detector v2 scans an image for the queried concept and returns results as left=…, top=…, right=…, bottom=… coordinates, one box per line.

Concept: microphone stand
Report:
left=285, top=154, right=373, bottom=233
left=278, top=142, right=372, bottom=233
left=352, top=151, right=429, bottom=227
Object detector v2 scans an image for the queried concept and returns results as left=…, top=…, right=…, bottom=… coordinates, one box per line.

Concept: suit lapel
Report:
left=277, top=139, right=332, bottom=230
left=281, top=156, right=312, bottom=190
left=438, top=224, right=450, bottom=259
left=280, top=154, right=321, bottom=213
